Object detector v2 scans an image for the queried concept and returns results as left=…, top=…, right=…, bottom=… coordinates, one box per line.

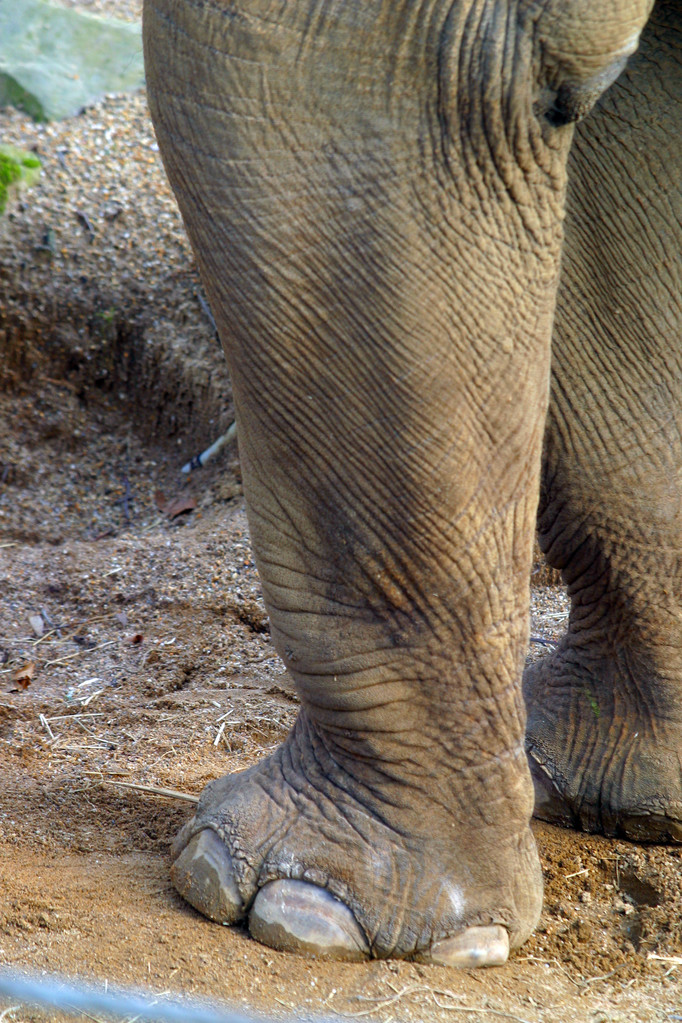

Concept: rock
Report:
left=0, top=0, right=144, bottom=121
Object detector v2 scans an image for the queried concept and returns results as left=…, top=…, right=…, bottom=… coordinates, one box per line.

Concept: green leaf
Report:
left=0, top=144, right=41, bottom=213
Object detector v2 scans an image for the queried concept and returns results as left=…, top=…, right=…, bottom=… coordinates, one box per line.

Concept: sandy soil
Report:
left=0, top=21, right=681, bottom=1023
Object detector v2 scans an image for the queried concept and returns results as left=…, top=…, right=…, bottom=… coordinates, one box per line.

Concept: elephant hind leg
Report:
left=524, top=643, right=682, bottom=842
left=527, top=0, right=682, bottom=843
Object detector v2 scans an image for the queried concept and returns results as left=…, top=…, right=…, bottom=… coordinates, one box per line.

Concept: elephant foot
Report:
left=173, top=832, right=509, bottom=965
left=523, top=648, right=682, bottom=842
left=170, top=716, right=542, bottom=963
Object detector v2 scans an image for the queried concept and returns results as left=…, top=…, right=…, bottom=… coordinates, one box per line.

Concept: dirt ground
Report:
left=1, top=22, right=681, bottom=1023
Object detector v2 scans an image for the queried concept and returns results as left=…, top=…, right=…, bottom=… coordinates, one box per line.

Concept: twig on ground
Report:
left=352, top=985, right=432, bottom=1017
left=181, top=422, right=237, bottom=474
left=31, top=629, right=60, bottom=647
left=104, top=779, right=199, bottom=803
left=80, top=688, right=105, bottom=707
left=578, top=968, right=619, bottom=991
left=352, top=983, right=533, bottom=1023
left=647, top=954, right=682, bottom=967
left=39, top=714, right=56, bottom=742
left=429, top=987, right=468, bottom=1008
left=64, top=1000, right=100, bottom=1023
left=44, top=640, right=115, bottom=667
left=56, top=745, right=116, bottom=753
left=46, top=712, right=105, bottom=722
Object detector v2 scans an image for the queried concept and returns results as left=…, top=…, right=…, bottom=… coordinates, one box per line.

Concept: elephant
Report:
left=142, top=0, right=681, bottom=967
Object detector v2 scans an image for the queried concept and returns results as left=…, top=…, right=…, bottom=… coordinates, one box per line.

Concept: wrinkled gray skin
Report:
left=143, top=0, right=680, bottom=966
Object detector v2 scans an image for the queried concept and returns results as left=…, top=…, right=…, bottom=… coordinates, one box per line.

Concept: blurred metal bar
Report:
left=0, top=967, right=342, bottom=1023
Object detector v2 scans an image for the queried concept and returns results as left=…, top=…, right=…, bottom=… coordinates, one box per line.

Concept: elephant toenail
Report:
left=426, top=924, right=510, bottom=967
left=170, top=829, right=244, bottom=924
left=249, top=879, right=370, bottom=960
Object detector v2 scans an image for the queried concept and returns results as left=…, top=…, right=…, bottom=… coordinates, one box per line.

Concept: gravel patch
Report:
left=0, top=91, right=189, bottom=296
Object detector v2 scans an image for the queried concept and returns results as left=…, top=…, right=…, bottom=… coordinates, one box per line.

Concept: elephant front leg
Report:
left=169, top=389, right=546, bottom=961
left=525, top=0, right=682, bottom=843
left=143, top=0, right=656, bottom=966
